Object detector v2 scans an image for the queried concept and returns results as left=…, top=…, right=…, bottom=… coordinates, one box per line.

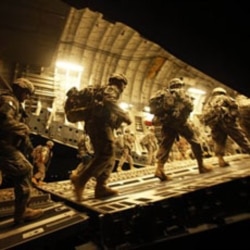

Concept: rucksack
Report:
left=64, top=86, right=99, bottom=123
left=149, top=89, right=174, bottom=115
left=32, top=145, right=43, bottom=162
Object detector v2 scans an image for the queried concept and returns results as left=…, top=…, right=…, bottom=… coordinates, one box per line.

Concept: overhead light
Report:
left=119, top=102, right=132, bottom=110
left=56, top=61, right=83, bottom=72
left=143, top=106, right=150, bottom=113
left=145, top=113, right=154, bottom=121
left=188, top=87, right=206, bottom=95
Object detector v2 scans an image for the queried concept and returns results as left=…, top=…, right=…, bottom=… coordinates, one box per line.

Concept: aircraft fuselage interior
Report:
left=0, top=1, right=250, bottom=250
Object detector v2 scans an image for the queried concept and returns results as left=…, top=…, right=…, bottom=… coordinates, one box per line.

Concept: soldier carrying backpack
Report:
left=31, top=140, right=54, bottom=185
left=65, top=73, right=132, bottom=201
left=149, top=77, right=213, bottom=181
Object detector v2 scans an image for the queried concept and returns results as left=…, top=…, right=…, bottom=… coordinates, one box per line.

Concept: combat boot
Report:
left=95, top=174, right=118, bottom=199
left=198, top=161, right=213, bottom=174
left=195, top=154, right=214, bottom=173
left=198, top=163, right=214, bottom=173
left=14, top=207, right=43, bottom=224
left=154, top=163, right=172, bottom=181
left=218, top=156, right=230, bottom=167
left=31, top=177, right=39, bottom=186
left=70, top=174, right=86, bottom=201
left=95, top=185, right=118, bottom=199
left=129, top=164, right=136, bottom=170
left=116, top=165, right=123, bottom=172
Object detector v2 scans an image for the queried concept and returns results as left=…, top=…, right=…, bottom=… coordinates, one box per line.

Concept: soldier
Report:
left=149, top=77, right=213, bottom=181
left=32, top=140, right=54, bottom=185
left=67, top=73, right=132, bottom=201
left=140, top=126, right=158, bottom=165
left=71, top=132, right=94, bottom=177
left=202, top=87, right=250, bottom=167
left=116, top=127, right=135, bottom=171
left=0, top=78, right=43, bottom=224
left=114, top=128, right=124, bottom=158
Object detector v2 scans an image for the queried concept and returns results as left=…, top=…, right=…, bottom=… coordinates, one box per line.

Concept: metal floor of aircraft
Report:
left=1, top=154, right=250, bottom=250
left=37, top=154, right=250, bottom=214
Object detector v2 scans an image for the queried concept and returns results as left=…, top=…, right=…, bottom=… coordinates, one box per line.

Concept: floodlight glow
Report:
left=119, top=102, right=129, bottom=110
left=145, top=113, right=154, bottom=121
left=188, top=87, right=206, bottom=95
left=144, top=106, right=150, bottom=113
left=56, top=61, right=83, bottom=72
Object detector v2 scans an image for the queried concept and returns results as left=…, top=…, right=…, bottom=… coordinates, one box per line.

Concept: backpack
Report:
left=149, top=89, right=175, bottom=115
left=32, top=145, right=43, bottom=162
left=64, top=86, right=98, bottom=123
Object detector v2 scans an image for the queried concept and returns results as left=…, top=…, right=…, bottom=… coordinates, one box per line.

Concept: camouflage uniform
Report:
left=71, top=133, right=94, bottom=176
left=140, top=127, right=158, bottom=165
left=32, top=140, right=54, bottom=185
left=116, top=128, right=135, bottom=171
left=0, top=78, right=43, bottom=224
left=203, top=87, right=250, bottom=167
left=67, top=73, right=132, bottom=200
left=149, top=78, right=212, bottom=181
left=114, top=129, right=124, bottom=157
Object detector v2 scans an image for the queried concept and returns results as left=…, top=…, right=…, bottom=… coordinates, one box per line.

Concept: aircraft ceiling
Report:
left=62, top=0, right=250, bottom=97
left=0, top=0, right=249, bottom=104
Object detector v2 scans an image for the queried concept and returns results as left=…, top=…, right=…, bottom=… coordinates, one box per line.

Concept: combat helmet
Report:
left=212, top=87, right=227, bottom=95
left=13, top=78, right=35, bottom=95
left=108, top=73, right=128, bottom=91
left=168, top=77, right=185, bottom=90
left=46, top=140, right=54, bottom=148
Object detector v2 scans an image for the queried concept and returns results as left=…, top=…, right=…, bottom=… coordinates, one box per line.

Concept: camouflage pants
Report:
left=77, top=121, right=115, bottom=184
left=0, top=142, right=33, bottom=217
left=33, top=162, right=46, bottom=181
left=210, top=120, right=250, bottom=156
left=157, top=122, right=203, bottom=164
